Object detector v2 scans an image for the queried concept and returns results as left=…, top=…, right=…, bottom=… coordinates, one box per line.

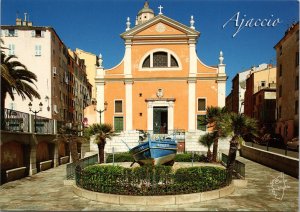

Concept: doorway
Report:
left=153, top=106, right=168, bottom=134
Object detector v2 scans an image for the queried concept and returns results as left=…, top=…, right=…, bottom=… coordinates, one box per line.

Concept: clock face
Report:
left=155, top=23, right=166, bottom=33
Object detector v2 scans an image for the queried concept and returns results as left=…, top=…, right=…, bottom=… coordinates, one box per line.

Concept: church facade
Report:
left=95, top=2, right=227, bottom=142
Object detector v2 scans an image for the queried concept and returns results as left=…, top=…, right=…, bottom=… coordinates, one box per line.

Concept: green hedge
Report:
left=106, top=152, right=134, bottom=163
left=174, top=153, right=208, bottom=162
left=106, top=152, right=208, bottom=163
left=76, top=164, right=228, bottom=195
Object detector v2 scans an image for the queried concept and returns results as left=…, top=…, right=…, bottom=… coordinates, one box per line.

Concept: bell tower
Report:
left=137, top=1, right=154, bottom=25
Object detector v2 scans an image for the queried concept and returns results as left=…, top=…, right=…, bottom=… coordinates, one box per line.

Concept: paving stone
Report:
left=0, top=156, right=298, bottom=211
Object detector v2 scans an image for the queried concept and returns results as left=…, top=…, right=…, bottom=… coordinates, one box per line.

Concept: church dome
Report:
left=138, top=2, right=154, bottom=15
left=137, top=1, right=155, bottom=25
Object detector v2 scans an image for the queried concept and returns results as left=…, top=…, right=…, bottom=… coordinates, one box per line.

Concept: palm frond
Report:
left=199, top=132, right=215, bottom=148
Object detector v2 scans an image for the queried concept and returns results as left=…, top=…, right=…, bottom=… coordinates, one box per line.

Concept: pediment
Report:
left=121, top=15, right=200, bottom=38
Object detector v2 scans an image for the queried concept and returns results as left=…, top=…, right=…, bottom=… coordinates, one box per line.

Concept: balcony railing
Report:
left=4, top=109, right=30, bottom=132
left=3, top=108, right=56, bottom=134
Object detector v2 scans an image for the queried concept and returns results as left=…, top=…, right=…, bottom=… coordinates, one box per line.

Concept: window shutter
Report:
left=14, top=30, right=18, bottom=36
left=41, top=31, right=45, bottom=37
left=5, top=30, right=9, bottom=36
left=31, top=30, right=36, bottom=37
left=198, top=99, right=206, bottom=111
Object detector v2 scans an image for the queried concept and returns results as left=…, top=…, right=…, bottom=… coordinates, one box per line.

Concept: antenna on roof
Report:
left=24, top=12, right=27, bottom=22
left=16, top=11, right=19, bottom=19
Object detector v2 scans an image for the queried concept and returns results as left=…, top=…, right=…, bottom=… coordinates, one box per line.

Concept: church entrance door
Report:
left=153, top=106, right=168, bottom=134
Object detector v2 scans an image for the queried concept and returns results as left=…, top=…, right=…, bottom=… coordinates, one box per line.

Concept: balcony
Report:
left=3, top=108, right=56, bottom=134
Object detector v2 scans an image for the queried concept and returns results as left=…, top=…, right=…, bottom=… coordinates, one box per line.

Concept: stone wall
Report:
left=240, top=145, right=299, bottom=178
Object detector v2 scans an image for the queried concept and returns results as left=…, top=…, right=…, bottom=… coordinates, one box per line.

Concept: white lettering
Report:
left=223, top=12, right=282, bottom=37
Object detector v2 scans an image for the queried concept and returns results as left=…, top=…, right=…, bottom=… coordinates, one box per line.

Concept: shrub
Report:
left=174, top=153, right=209, bottom=162
left=76, top=164, right=228, bottom=195
left=106, top=152, right=134, bottom=163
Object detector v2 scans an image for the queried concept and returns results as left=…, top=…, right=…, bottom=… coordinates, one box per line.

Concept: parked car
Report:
left=287, top=138, right=299, bottom=151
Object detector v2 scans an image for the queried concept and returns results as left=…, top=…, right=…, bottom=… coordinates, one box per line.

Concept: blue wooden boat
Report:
left=129, top=137, right=177, bottom=166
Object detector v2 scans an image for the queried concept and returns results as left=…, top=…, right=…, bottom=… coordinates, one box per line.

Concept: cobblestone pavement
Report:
left=0, top=156, right=298, bottom=211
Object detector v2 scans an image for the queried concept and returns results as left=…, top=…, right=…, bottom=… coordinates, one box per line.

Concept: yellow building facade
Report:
left=95, top=2, right=227, bottom=136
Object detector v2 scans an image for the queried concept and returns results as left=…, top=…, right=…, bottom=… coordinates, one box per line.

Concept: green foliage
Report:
left=76, top=164, right=227, bottom=195
left=174, top=153, right=208, bottom=162
left=106, top=152, right=134, bottom=163
left=198, top=133, right=215, bottom=148
left=84, top=123, right=115, bottom=144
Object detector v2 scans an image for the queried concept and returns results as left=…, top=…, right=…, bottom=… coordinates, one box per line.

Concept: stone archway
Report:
left=0, top=141, right=26, bottom=184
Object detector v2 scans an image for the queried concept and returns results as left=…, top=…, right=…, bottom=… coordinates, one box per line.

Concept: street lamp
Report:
left=28, top=102, right=43, bottom=133
left=94, top=101, right=108, bottom=124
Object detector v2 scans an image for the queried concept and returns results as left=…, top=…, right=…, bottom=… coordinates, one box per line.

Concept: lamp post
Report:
left=28, top=102, right=43, bottom=133
left=94, top=101, right=108, bottom=124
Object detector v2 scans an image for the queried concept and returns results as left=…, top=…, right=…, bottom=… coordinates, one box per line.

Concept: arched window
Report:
left=142, top=55, right=150, bottom=68
left=153, top=52, right=168, bottom=67
left=170, top=55, right=178, bottom=67
left=141, top=51, right=179, bottom=68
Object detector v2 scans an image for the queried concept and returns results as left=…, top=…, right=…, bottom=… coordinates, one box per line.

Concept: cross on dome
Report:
left=158, top=5, right=163, bottom=15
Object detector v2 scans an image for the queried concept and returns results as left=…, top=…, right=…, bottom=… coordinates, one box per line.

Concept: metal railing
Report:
left=221, top=153, right=245, bottom=179
left=4, top=108, right=30, bottom=132
left=35, top=115, right=55, bottom=134
left=3, top=108, right=55, bottom=134
left=138, top=129, right=185, bottom=142
left=66, top=153, right=98, bottom=180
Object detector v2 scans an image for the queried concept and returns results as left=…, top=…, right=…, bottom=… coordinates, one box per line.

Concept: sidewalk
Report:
left=0, top=156, right=298, bottom=211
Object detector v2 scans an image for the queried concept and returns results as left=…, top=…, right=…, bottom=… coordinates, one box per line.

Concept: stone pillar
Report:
left=29, top=145, right=37, bottom=175
left=29, top=114, right=34, bottom=133
left=53, top=142, right=59, bottom=167
left=53, top=119, right=57, bottom=134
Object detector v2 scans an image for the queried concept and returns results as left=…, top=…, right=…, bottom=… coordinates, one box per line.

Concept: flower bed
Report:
left=75, top=164, right=229, bottom=196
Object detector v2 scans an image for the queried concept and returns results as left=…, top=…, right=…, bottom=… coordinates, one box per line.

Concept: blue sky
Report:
left=1, top=0, right=299, bottom=95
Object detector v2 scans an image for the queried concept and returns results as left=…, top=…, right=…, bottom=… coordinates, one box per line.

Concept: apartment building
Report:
left=1, top=16, right=91, bottom=128
left=244, top=64, right=276, bottom=118
left=274, top=22, right=299, bottom=142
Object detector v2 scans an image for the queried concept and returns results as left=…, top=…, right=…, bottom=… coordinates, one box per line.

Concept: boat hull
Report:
left=129, top=139, right=177, bottom=165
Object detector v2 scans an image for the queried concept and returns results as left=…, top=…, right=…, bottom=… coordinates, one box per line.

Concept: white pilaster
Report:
left=125, top=81, right=133, bottom=131
left=124, top=41, right=132, bottom=78
left=217, top=80, right=226, bottom=107
left=96, top=82, right=105, bottom=123
left=188, top=80, right=196, bottom=131
left=168, top=102, right=174, bottom=131
left=147, top=102, right=153, bottom=131
left=189, top=39, right=197, bottom=77
left=217, top=51, right=227, bottom=108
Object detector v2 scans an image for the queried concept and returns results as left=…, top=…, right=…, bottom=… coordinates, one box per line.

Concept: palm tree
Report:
left=198, top=132, right=215, bottom=161
left=219, top=112, right=257, bottom=180
left=84, top=123, right=115, bottom=163
left=204, top=106, right=227, bottom=162
left=1, top=44, right=40, bottom=130
left=57, top=122, right=82, bottom=164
